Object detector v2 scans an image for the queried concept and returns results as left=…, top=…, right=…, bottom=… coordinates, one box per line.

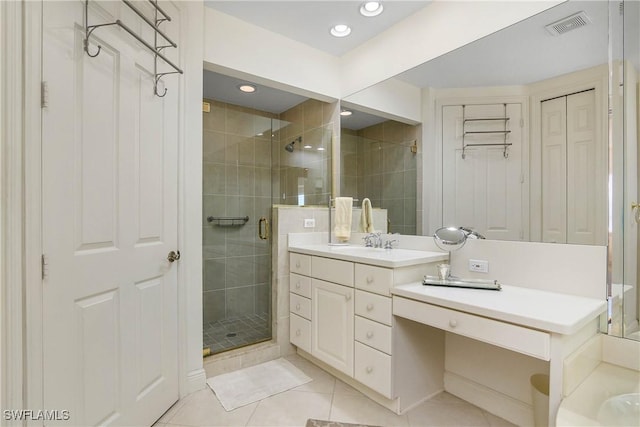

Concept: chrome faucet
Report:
left=384, top=239, right=398, bottom=249
left=363, top=232, right=382, bottom=248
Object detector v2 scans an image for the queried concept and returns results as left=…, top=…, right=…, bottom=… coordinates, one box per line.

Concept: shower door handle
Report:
left=258, top=217, right=270, bottom=240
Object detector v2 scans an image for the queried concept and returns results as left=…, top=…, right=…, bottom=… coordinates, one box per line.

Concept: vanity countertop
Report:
left=288, top=244, right=448, bottom=268
left=392, top=282, right=607, bottom=335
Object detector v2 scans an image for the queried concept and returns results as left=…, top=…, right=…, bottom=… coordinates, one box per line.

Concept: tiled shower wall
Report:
left=202, top=99, right=276, bottom=324
left=341, top=120, right=420, bottom=235
left=275, top=99, right=338, bottom=206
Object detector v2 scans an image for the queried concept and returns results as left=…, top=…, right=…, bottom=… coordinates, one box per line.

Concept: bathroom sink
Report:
left=596, top=393, right=640, bottom=426
left=288, top=244, right=448, bottom=268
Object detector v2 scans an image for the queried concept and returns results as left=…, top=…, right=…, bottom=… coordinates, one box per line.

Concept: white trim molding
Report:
left=1, top=0, right=26, bottom=421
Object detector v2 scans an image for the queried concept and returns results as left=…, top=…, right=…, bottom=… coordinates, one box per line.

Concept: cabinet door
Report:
left=311, top=279, right=354, bottom=376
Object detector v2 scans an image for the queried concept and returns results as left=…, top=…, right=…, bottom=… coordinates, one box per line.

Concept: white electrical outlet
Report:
left=469, top=259, right=489, bottom=273
left=303, top=218, right=315, bottom=228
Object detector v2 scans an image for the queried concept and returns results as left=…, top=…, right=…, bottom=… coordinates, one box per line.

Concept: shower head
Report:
left=284, top=136, right=302, bottom=152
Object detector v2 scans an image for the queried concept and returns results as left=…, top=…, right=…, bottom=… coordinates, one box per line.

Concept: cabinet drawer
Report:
left=354, top=342, right=393, bottom=399
left=393, top=297, right=551, bottom=360
left=312, top=257, right=354, bottom=286
left=355, top=290, right=392, bottom=326
left=290, top=253, right=311, bottom=276
left=290, top=313, right=311, bottom=353
left=290, top=273, right=312, bottom=298
left=355, top=264, right=393, bottom=296
left=355, top=316, right=392, bottom=355
left=290, top=292, right=311, bottom=320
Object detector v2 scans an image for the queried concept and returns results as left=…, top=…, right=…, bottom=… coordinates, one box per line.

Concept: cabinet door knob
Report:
left=449, top=319, right=458, bottom=328
left=366, top=366, right=373, bottom=373
left=366, top=331, right=374, bottom=338
left=295, top=303, right=301, bottom=311
left=366, top=276, right=374, bottom=284
left=366, top=303, right=374, bottom=311
left=296, top=329, right=301, bottom=336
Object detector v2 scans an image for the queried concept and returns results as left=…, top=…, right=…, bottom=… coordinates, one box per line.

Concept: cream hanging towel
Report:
left=334, top=197, right=353, bottom=242
left=359, top=198, right=375, bottom=233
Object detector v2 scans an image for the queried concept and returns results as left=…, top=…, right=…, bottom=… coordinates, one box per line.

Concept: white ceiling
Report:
left=202, top=1, right=623, bottom=129
left=204, top=1, right=431, bottom=57
left=396, top=1, right=610, bottom=88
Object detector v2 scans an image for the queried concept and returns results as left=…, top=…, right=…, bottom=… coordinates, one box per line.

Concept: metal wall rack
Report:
left=206, top=216, right=250, bottom=226
left=462, top=104, right=511, bottom=159
left=84, top=0, right=183, bottom=97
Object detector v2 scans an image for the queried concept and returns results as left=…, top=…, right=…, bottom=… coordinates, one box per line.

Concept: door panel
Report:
left=42, top=1, right=180, bottom=425
left=541, top=97, right=567, bottom=243
left=442, top=103, right=523, bottom=240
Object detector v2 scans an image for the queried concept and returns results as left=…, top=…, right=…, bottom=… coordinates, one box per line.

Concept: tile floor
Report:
left=154, top=353, right=516, bottom=427
left=203, top=314, right=271, bottom=354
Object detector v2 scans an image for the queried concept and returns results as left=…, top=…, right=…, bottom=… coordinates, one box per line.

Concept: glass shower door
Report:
left=202, top=99, right=274, bottom=355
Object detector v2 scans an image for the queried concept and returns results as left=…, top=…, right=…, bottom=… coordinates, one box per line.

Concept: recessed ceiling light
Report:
left=317, top=147, right=325, bottom=151
left=330, top=24, right=351, bottom=38
left=360, top=1, right=383, bottom=17
left=304, top=144, right=313, bottom=149
left=340, top=109, right=353, bottom=116
left=237, top=84, right=257, bottom=93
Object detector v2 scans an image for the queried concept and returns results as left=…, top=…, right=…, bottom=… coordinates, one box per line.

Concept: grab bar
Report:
left=207, top=216, right=249, bottom=226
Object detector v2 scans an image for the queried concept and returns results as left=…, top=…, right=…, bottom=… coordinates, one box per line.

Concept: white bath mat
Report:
left=206, top=358, right=312, bottom=411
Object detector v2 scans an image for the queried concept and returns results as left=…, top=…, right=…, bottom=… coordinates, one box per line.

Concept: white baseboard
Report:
left=184, top=368, right=207, bottom=397
left=445, top=371, right=534, bottom=427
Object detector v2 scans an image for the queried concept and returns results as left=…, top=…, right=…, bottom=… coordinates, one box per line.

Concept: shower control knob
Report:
left=167, top=250, right=181, bottom=262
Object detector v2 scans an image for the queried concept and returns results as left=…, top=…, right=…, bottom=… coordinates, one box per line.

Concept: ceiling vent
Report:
left=545, top=11, right=591, bottom=36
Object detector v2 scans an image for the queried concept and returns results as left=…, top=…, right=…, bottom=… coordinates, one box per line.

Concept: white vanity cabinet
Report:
left=289, top=247, right=443, bottom=410
left=311, top=278, right=354, bottom=376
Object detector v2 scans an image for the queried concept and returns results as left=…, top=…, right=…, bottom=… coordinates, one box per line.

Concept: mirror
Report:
left=343, top=0, right=609, bottom=245
left=341, top=0, right=639, bottom=340
left=339, top=107, right=420, bottom=235
left=433, top=227, right=467, bottom=252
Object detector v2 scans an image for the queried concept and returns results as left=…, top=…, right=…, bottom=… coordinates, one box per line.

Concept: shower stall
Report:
left=202, top=99, right=277, bottom=355
left=202, top=71, right=335, bottom=355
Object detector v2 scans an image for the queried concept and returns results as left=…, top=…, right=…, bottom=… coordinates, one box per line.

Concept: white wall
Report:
left=341, top=78, right=422, bottom=124
left=340, top=1, right=562, bottom=97
left=182, top=1, right=207, bottom=396
left=203, top=7, right=341, bottom=101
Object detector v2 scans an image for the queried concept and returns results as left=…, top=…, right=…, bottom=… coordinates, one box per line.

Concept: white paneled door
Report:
left=42, top=1, right=180, bottom=425
left=541, top=90, right=605, bottom=245
left=442, top=104, right=524, bottom=241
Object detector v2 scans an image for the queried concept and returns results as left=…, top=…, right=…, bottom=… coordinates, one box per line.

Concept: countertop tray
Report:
left=422, top=275, right=502, bottom=291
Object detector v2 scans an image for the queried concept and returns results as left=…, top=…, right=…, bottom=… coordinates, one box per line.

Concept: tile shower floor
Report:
left=154, top=353, right=517, bottom=427
left=203, top=314, right=271, bottom=355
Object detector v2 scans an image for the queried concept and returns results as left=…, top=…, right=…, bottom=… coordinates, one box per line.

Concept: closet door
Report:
left=541, top=90, right=603, bottom=245
left=541, top=97, right=567, bottom=243
left=566, top=90, right=603, bottom=245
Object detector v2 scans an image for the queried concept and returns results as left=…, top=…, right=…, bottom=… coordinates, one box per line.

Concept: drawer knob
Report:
left=295, top=282, right=301, bottom=289
left=366, top=331, right=374, bottom=339
left=366, top=276, right=374, bottom=284
left=345, top=294, right=352, bottom=301
left=296, top=303, right=301, bottom=311
left=366, top=303, right=374, bottom=311
left=449, top=319, right=458, bottom=328
left=295, top=261, right=301, bottom=268
left=366, top=366, right=373, bottom=373
left=296, top=329, right=301, bottom=336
